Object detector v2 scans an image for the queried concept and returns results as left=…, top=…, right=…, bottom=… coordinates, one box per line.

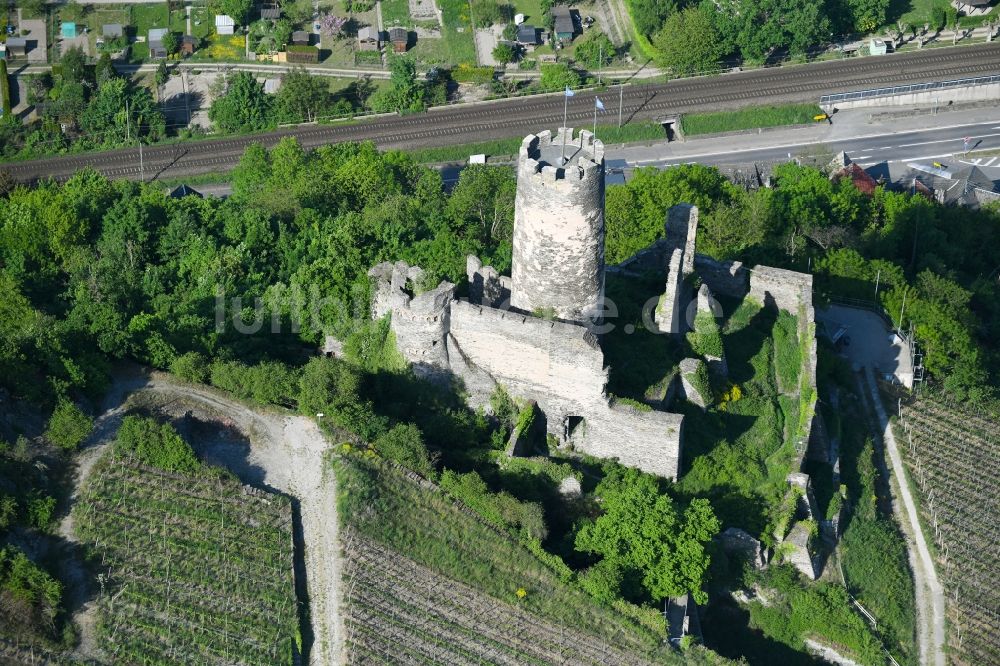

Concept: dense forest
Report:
left=1, top=139, right=997, bottom=656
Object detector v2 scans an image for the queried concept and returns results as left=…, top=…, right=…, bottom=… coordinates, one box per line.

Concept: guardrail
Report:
left=820, top=73, right=1000, bottom=105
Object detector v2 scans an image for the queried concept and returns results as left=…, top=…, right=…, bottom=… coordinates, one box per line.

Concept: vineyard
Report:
left=334, top=456, right=724, bottom=666
left=896, top=395, right=1000, bottom=666
left=345, top=532, right=662, bottom=665
left=73, top=452, right=299, bottom=665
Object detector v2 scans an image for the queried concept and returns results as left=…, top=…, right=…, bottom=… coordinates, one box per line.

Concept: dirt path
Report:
left=860, top=367, right=945, bottom=666
left=57, top=368, right=344, bottom=665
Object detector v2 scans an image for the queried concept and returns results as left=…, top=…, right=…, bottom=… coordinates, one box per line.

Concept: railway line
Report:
left=5, top=43, right=1000, bottom=182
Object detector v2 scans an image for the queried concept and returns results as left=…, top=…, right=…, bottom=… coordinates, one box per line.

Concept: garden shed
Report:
left=215, top=14, right=236, bottom=36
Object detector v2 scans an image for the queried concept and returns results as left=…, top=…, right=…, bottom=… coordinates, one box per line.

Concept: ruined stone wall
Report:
left=369, top=261, right=456, bottom=380
left=751, top=265, right=819, bottom=469
left=666, top=204, right=698, bottom=277
left=448, top=299, right=683, bottom=479
left=654, top=249, right=685, bottom=334
left=694, top=255, right=749, bottom=299
left=510, top=129, right=605, bottom=322
left=749, top=266, right=813, bottom=316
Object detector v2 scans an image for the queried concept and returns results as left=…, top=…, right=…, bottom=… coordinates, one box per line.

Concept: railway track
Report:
left=5, top=43, right=1000, bottom=182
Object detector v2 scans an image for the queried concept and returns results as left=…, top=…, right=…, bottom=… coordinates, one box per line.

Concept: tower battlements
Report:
left=518, top=129, right=605, bottom=184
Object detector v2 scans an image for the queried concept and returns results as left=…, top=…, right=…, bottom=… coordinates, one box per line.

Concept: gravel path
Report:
left=58, top=368, right=344, bottom=665
left=861, top=367, right=945, bottom=666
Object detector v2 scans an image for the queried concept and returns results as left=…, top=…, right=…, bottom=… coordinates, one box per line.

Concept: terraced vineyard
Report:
left=897, top=396, right=1000, bottom=666
left=345, top=533, right=658, bottom=665
left=335, top=457, right=723, bottom=666
left=74, top=453, right=298, bottom=666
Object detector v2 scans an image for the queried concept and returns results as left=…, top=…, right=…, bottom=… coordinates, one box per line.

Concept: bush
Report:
left=298, top=356, right=388, bottom=440
left=373, top=423, right=436, bottom=479
left=688, top=311, right=724, bottom=359
left=44, top=400, right=93, bottom=451
left=170, top=351, right=210, bottom=383
left=450, top=64, right=495, bottom=84
left=209, top=360, right=300, bottom=407
left=538, top=62, right=581, bottom=91
left=115, top=416, right=200, bottom=474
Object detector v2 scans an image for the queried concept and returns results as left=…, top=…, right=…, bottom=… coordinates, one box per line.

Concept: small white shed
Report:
left=215, top=14, right=236, bottom=36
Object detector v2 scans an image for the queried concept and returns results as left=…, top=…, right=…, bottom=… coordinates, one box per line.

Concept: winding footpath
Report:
left=58, top=369, right=344, bottom=665
left=861, top=366, right=945, bottom=666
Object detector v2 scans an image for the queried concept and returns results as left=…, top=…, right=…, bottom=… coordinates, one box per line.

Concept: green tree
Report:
left=447, top=164, right=516, bottom=242
left=161, top=31, right=179, bottom=56
left=369, top=56, right=425, bottom=113
left=95, top=52, right=116, bottom=86
left=538, top=62, right=581, bottom=91
left=274, top=68, right=330, bottom=123
left=492, top=42, right=516, bottom=67
left=155, top=61, right=169, bottom=86
left=653, top=7, right=723, bottom=77
left=116, top=416, right=200, bottom=473
left=628, top=0, right=675, bottom=37
left=573, top=30, right=614, bottom=70
left=845, top=0, right=889, bottom=32
left=575, top=468, right=720, bottom=603
left=44, top=400, right=93, bottom=451
left=218, top=0, right=253, bottom=24
left=209, top=71, right=272, bottom=133
left=59, top=47, right=89, bottom=85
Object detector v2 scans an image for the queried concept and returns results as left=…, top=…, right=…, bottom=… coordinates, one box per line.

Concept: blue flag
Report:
left=564, top=86, right=575, bottom=97
left=595, top=97, right=605, bottom=111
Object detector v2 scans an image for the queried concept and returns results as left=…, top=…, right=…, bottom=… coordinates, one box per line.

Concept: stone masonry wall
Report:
left=750, top=265, right=819, bottom=470
left=448, top=299, right=683, bottom=479
left=694, top=255, right=749, bottom=299
left=510, top=129, right=605, bottom=322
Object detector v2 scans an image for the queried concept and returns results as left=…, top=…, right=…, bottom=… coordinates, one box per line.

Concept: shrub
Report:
left=115, top=416, right=200, bottom=474
left=373, top=423, right=436, bottom=479
left=688, top=311, right=724, bottom=359
left=170, top=351, right=210, bottom=383
left=451, top=64, right=495, bottom=84
left=45, top=400, right=93, bottom=451
left=26, top=494, right=56, bottom=530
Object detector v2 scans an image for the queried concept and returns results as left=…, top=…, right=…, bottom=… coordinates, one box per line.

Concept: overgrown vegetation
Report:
left=745, top=565, right=884, bottom=664
left=334, top=455, right=725, bottom=665
left=680, top=105, right=824, bottom=136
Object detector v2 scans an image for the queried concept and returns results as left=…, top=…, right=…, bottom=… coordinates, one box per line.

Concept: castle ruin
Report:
left=368, top=127, right=820, bottom=484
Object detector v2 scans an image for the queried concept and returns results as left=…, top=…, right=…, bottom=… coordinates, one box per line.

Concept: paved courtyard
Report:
left=817, top=304, right=914, bottom=387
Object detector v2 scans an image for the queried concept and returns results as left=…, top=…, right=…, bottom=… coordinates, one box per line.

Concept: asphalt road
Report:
left=617, top=116, right=1000, bottom=174
left=4, top=43, right=1000, bottom=183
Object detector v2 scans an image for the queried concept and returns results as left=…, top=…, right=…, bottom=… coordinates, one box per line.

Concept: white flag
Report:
left=595, top=97, right=605, bottom=111
left=564, top=86, right=575, bottom=97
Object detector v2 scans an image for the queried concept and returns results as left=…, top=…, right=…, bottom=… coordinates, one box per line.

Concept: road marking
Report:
left=899, top=132, right=1000, bottom=147
left=855, top=155, right=873, bottom=159
left=984, top=157, right=997, bottom=166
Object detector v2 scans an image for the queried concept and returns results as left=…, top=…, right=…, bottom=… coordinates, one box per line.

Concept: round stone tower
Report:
left=510, top=127, right=605, bottom=323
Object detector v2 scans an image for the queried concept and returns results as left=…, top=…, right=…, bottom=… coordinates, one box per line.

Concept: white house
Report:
left=215, top=14, right=236, bottom=36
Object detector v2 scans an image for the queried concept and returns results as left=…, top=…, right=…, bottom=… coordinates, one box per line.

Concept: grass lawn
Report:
left=408, top=35, right=454, bottom=64
left=382, top=0, right=413, bottom=27
left=510, top=0, right=546, bottom=25
left=193, top=33, right=246, bottom=60
left=681, top=103, right=824, bottom=136
left=439, top=0, right=478, bottom=65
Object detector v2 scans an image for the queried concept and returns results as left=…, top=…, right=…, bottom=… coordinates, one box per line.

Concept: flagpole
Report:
left=593, top=99, right=598, bottom=139
left=561, top=87, right=569, bottom=163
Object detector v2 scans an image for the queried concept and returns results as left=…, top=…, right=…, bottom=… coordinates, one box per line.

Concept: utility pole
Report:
left=597, top=44, right=602, bottom=86
left=139, top=139, right=144, bottom=182
left=618, top=83, right=624, bottom=128
left=125, top=99, right=130, bottom=142
left=874, top=269, right=881, bottom=306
